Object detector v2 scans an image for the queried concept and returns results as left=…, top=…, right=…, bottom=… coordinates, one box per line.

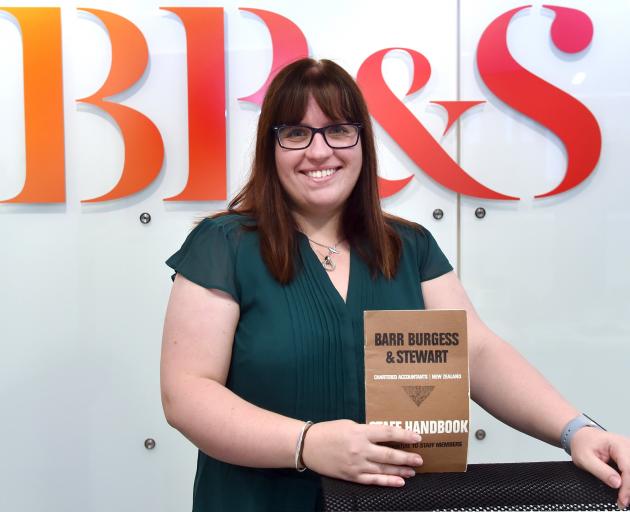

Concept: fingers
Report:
left=576, top=451, right=621, bottom=488
left=366, top=424, right=421, bottom=445
left=364, top=461, right=417, bottom=479
left=355, top=474, right=406, bottom=487
left=354, top=460, right=418, bottom=487
left=368, top=443, right=423, bottom=468
left=619, top=474, right=630, bottom=511
left=575, top=450, right=624, bottom=510
left=572, top=430, right=630, bottom=509
left=610, top=445, right=630, bottom=510
left=355, top=473, right=406, bottom=487
left=346, top=424, right=423, bottom=487
left=307, top=421, right=423, bottom=487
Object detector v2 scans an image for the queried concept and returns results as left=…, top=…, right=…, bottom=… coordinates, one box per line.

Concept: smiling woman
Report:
left=161, top=58, right=630, bottom=512
left=222, top=58, right=403, bottom=285
left=274, top=97, right=363, bottom=223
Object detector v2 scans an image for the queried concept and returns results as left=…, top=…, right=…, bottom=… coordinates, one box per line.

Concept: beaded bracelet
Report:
left=295, top=421, right=314, bottom=472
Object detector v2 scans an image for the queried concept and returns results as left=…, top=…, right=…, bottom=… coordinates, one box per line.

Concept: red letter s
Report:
left=477, top=5, right=601, bottom=198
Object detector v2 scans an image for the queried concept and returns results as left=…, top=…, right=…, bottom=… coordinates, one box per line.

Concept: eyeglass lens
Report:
left=277, top=124, right=360, bottom=149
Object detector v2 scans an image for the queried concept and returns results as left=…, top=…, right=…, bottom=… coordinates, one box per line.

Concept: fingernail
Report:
left=413, top=433, right=421, bottom=442
left=413, top=456, right=423, bottom=466
left=617, top=501, right=626, bottom=511
left=609, top=475, right=622, bottom=488
left=403, top=469, right=416, bottom=478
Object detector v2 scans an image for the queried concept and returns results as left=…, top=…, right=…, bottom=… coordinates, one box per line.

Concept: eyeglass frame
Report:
left=272, top=122, right=363, bottom=150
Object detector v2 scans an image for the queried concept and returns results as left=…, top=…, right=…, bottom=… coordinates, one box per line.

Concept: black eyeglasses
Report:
left=273, top=123, right=362, bottom=150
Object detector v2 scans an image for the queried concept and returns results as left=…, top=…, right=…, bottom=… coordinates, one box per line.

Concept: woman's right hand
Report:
left=301, top=419, right=423, bottom=486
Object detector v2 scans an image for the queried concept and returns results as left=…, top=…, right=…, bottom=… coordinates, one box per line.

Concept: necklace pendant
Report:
left=322, top=255, right=336, bottom=272
left=327, top=246, right=340, bottom=255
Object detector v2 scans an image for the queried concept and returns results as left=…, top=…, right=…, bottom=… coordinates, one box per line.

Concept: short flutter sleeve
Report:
left=416, top=227, right=453, bottom=282
left=166, top=218, right=240, bottom=302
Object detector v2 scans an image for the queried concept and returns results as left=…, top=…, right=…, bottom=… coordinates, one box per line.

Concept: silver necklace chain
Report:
left=304, top=235, right=345, bottom=272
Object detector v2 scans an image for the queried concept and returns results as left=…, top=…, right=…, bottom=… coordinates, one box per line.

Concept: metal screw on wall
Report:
left=139, top=212, right=152, bottom=224
left=475, top=429, right=487, bottom=441
left=144, top=438, right=156, bottom=450
left=474, top=207, right=486, bottom=219
left=433, top=209, right=444, bottom=220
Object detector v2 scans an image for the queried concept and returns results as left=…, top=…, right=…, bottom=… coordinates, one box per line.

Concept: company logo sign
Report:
left=0, top=5, right=600, bottom=204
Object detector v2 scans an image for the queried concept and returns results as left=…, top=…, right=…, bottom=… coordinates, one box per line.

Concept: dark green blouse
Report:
left=166, top=214, right=453, bottom=512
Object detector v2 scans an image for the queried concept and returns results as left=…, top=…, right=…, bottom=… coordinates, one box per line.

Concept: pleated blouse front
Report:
left=165, top=213, right=453, bottom=512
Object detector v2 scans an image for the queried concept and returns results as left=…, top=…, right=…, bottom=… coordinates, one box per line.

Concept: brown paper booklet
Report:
left=364, top=309, right=469, bottom=473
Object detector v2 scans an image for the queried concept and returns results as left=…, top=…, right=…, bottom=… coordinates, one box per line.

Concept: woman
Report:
left=161, top=58, right=630, bottom=511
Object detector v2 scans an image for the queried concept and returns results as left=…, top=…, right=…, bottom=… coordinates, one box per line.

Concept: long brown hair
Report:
left=222, top=58, right=402, bottom=284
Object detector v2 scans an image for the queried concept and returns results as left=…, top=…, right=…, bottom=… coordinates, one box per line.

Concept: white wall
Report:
left=0, top=1, right=628, bottom=510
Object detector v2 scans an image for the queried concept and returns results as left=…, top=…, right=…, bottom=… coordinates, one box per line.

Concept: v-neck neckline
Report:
left=299, top=233, right=353, bottom=307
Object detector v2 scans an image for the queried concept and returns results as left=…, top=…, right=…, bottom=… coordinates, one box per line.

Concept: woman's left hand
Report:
left=570, top=427, right=630, bottom=509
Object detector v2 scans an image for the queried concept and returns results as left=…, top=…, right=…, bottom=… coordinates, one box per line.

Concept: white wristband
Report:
left=560, top=413, right=605, bottom=455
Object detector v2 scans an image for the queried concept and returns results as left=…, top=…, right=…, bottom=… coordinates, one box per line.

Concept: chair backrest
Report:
left=321, top=461, right=618, bottom=511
